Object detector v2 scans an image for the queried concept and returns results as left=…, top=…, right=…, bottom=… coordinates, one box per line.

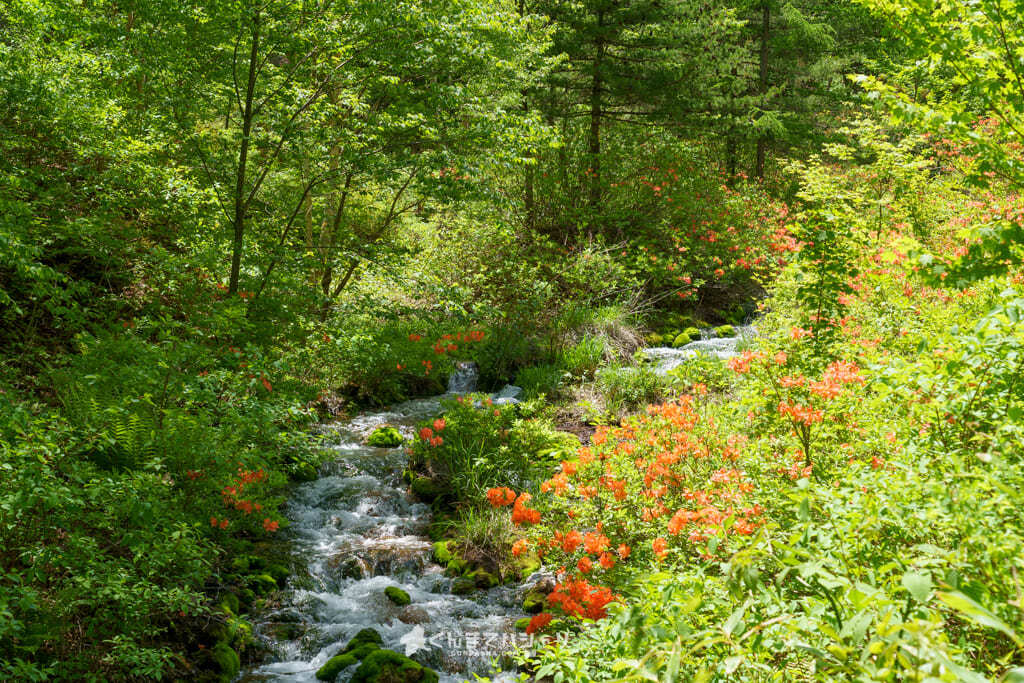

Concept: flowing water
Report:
left=643, top=325, right=756, bottom=374
left=243, top=368, right=538, bottom=682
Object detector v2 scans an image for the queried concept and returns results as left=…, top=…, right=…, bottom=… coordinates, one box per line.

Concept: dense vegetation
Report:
left=1, top=0, right=1022, bottom=681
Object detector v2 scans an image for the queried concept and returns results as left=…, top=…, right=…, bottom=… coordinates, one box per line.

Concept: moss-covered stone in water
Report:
left=410, top=476, right=444, bottom=503
left=341, top=628, right=384, bottom=654
left=511, top=553, right=541, bottom=580
left=646, top=332, right=664, bottom=346
left=715, top=324, right=735, bottom=337
left=367, top=425, right=404, bottom=448
left=211, top=643, right=240, bottom=679
left=266, top=563, right=290, bottom=584
left=467, top=568, right=499, bottom=589
left=385, top=586, right=411, bottom=606
left=514, top=617, right=531, bottom=631
left=316, top=653, right=358, bottom=680
left=522, top=588, right=546, bottom=613
left=250, top=573, right=278, bottom=594
left=350, top=649, right=439, bottom=683
left=345, top=643, right=381, bottom=660
left=672, top=332, right=692, bottom=348
left=451, top=576, right=475, bottom=595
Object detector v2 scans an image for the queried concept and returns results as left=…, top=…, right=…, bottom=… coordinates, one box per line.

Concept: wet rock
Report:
left=451, top=576, right=475, bottom=595
left=467, top=567, right=499, bottom=589
left=397, top=606, right=430, bottom=624
left=384, top=586, right=411, bottom=606
left=350, top=649, right=439, bottom=683
left=511, top=553, right=541, bottom=580
left=341, top=628, right=384, bottom=653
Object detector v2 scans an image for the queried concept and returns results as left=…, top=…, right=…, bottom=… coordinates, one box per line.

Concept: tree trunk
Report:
left=229, top=9, right=260, bottom=294
left=588, top=9, right=605, bottom=212
left=755, top=2, right=770, bottom=179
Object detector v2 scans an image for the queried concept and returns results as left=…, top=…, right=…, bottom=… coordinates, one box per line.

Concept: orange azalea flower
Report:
left=486, top=487, right=516, bottom=507
left=652, top=537, right=667, bottom=560
left=617, top=544, right=631, bottom=559
left=577, top=556, right=593, bottom=573
left=526, top=612, right=553, bottom=635
left=511, top=539, right=530, bottom=556
left=598, top=552, right=615, bottom=570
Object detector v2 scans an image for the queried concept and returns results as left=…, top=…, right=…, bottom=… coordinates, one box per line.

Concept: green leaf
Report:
left=901, top=570, right=932, bottom=602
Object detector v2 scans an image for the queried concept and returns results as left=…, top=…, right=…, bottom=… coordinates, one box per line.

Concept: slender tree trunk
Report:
left=755, top=2, right=771, bottom=179
left=229, top=9, right=260, bottom=295
left=588, top=9, right=605, bottom=212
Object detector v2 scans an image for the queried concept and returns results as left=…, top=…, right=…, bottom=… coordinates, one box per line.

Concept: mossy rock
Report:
left=238, top=588, right=256, bottom=608
left=211, top=643, right=240, bottom=680
left=266, top=563, right=290, bottom=584
left=250, top=573, right=278, bottom=595
left=341, top=628, right=384, bottom=654
left=451, top=576, right=476, bottom=595
left=345, top=643, right=381, bottom=660
left=350, top=649, right=439, bottom=683
left=645, top=332, right=664, bottom=346
left=672, top=332, right=693, bottom=348
left=385, top=586, right=411, bottom=606
left=367, top=426, right=404, bottom=448
left=522, top=588, right=546, bottom=614
left=682, top=326, right=701, bottom=339
left=511, top=553, right=541, bottom=580
left=410, top=477, right=445, bottom=503
left=316, top=653, right=358, bottom=681
left=292, top=461, right=319, bottom=482
left=467, top=568, right=499, bottom=589
left=714, top=324, right=735, bottom=337
left=514, top=617, right=531, bottom=631
left=431, top=541, right=453, bottom=565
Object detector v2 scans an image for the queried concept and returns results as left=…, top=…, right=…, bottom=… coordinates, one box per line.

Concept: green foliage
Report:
left=593, top=364, right=671, bottom=419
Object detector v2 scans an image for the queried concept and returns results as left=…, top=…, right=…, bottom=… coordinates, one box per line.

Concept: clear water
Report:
left=242, top=372, right=538, bottom=682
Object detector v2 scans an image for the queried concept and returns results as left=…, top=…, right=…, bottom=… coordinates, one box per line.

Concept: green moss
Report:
left=715, top=324, right=736, bottom=337
left=211, top=643, right=240, bottom=680
left=219, top=592, right=239, bottom=615
left=341, top=628, right=384, bottom=654
left=367, top=425, right=404, bottom=448
left=514, top=617, right=531, bottom=631
left=250, top=573, right=278, bottom=594
left=467, top=568, right=499, bottom=589
left=512, top=553, right=541, bottom=580
left=385, top=586, right=411, bottom=606
left=672, top=332, right=693, bottom=347
left=350, top=649, right=439, bottom=683
left=522, top=588, right=546, bottom=613
left=266, top=563, right=290, bottom=584
left=316, top=653, right=358, bottom=680
left=431, top=541, right=452, bottom=565
left=410, top=476, right=444, bottom=503
left=451, top=576, right=475, bottom=595
left=230, top=556, right=250, bottom=572
left=645, top=332, right=664, bottom=346
left=346, top=643, right=381, bottom=660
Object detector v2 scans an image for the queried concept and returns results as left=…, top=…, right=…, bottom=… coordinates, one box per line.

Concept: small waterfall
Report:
left=446, top=361, right=479, bottom=394
left=642, top=324, right=756, bottom=375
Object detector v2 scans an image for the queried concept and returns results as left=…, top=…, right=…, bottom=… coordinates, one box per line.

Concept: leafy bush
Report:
left=515, top=364, right=566, bottom=399
left=593, top=365, right=671, bottom=418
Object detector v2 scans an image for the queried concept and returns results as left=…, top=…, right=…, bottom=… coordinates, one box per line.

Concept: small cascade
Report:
left=643, top=324, right=756, bottom=374
left=243, top=374, right=533, bottom=683
left=446, top=361, right=479, bottom=394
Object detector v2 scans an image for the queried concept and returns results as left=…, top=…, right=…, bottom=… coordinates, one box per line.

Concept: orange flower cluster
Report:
left=547, top=578, right=617, bottom=620
left=778, top=400, right=824, bottom=425
left=511, top=492, right=541, bottom=525
left=526, top=612, right=553, bottom=634
left=486, top=486, right=516, bottom=507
